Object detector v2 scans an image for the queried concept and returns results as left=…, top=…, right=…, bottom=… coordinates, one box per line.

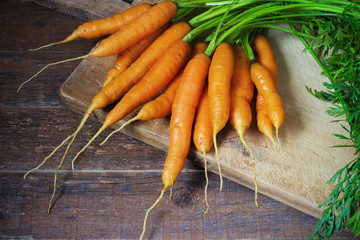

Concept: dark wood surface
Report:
left=0, top=1, right=357, bottom=239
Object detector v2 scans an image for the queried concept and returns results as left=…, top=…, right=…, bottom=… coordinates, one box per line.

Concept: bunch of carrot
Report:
left=23, top=1, right=285, bottom=238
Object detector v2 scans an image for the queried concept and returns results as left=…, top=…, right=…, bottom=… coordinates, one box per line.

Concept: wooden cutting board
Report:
left=35, top=0, right=355, bottom=220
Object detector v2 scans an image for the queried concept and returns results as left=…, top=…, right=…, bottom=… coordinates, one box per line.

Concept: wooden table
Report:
left=0, top=1, right=357, bottom=239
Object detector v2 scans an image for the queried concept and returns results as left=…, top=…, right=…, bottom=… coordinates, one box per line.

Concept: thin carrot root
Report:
left=23, top=133, right=74, bottom=179
left=17, top=54, right=89, bottom=92
left=100, top=116, right=140, bottom=146
left=169, top=186, right=173, bottom=200
left=139, top=187, right=167, bottom=240
left=47, top=131, right=76, bottom=214
left=274, top=127, right=285, bottom=170
left=203, top=151, right=210, bottom=213
left=237, top=130, right=258, bottom=208
left=25, top=106, right=93, bottom=179
left=213, top=132, right=223, bottom=191
left=29, top=39, right=71, bottom=52
left=71, top=125, right=106, bottom=170
left=275, top=127, right=282, bottom=153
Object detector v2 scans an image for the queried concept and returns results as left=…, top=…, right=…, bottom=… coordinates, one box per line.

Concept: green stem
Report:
left=215, top=2, right=357, bottom=46
left=204, top=0, right=237, bottom=56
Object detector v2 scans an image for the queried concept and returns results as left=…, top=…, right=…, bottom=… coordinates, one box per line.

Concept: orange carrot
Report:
left=191, top=42, right=208, bottom=57
left=89, top=0, right=177, bottom=57
left=250, top=61, right=284, bottom=135
left=140, top=52, right=211, bottom=240
left=102, top=26, right=165, bottom=87
left=101, top=69, right=183, bottom=144
left=71, top=40, right=191, bottom=169
left=255, top=94, right=276, bottom=147
left=252, top=34, right=279, bottom=147
left=208, top=42, right=234, bottom=191
left=19, top=0, right=178, bottom=92
left=25, top=27, right=191, bottom=215
left=253, top=34, right=278, bottom=83
left=101, top=41, right=208, bottom=143
left=24, top=22, right=191, bottom=180
left=229, top=44, right=258, bottom=208
left=90, top=22, right=191, bottom=109
left=30, top=3, right=152, bottom=51
left=193, top=83, right=213, bottom=213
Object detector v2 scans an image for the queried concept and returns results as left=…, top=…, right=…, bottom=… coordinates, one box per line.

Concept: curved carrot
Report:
left=71, top=40, right=191, bottom=169
left=102, top=26, right=165, bottom=87
left=252, top=34, right=279, bottom=147
left=256, top=94, right=276, bottom=147
left=29, top=3, right=152, bottom=51
left=250, top=61, right=284, bottom=132
left=208, top=42, right=234, bottom=191
left=253, top=34, right=278, bottom=84
left=193, top=83, right=213, bottom=213
left=229, top=44, right=258, bottom=208
left=19, top=0, right=178, bottom=92
left=140, top=52, right=211, bottom=240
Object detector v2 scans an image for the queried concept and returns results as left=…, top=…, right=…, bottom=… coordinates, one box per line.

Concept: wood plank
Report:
left=1, top=172, right=354, bottom=239
left=34, top=0, right=355, bottom=221
left=34, top=0, right=132, bottom=21
left=1, top=108, right=195, bottom=171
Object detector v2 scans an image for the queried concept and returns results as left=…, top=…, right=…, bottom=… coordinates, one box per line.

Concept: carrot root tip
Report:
left=213, top=132, right=223, bottom=191
left=72, top=125, right=106, bottom=170
left=17, top=54, right=89, bottom=92
left=203, top=151, right=210, bottom=214
left=29, top=39, right=69, bottom=52
left=237, top=130, right=259, bottom=208
left=101, top=116, right=139, bottom=146
left=139, top=187, right=167, bottom=240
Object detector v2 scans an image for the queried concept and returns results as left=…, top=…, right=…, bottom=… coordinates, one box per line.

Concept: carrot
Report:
left=29, top=3, right=152, bottom=51
left=229, top=44, right=258, bottom=208
left=71, top=40, right=191, bottom=169
left=101, top=69, right=183, bottom=144
left=140, top=52, right=211, bottom=240
left=89, top=0, right=177, bottom=58
left=24, top=22, right=191, bottom=179
left=101, top=42, right=208, bottom=143
left=93, top=22, right=191, bottom=108
left=253, top=34, right=278, bottom=83
left=191, top=42, right=208, bottom=57
left=102, top=26, right=165, bottom=87
left=208, top=42, right=234, bottom=191
left=25, top=26, right=191, bottom=215
left=255, top=94, right=277, bottom=148
left=193, top=83, right=213, bottom=213
left=250, top=61, right=284, bottom=138
left=18, top=0, right=178, bottom=92
left=252, top=34, right=280, bottom=148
